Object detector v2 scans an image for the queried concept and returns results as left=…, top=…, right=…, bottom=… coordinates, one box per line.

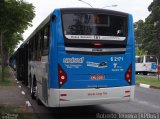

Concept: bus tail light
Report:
left=58, top=64, right=67, bottom=87
left=94, top=43, right=103, bottom=47
left=125, top=64, right=132, bottom=85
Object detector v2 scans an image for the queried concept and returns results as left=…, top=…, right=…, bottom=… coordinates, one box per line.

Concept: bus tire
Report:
left=143, top=72, right=148, bottom=75
left=31, top=92, right=35, bottom=99
left=31, top=78, right=36, bottom=100
left=31, top=86, right=36, bottom=99
left=36, top=88, right=43, bottom=105
left=36, top=98, right=43, bottom=105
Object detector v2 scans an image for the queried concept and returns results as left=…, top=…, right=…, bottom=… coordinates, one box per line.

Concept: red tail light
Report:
left=93, top=43, right=103, bottom=46
left=125, top=64, right=132, bottom=85
left=58, top=64, right=67, bottom=87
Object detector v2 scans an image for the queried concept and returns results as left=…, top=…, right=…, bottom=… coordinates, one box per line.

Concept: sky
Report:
left=22, top=0, right=153, bottom=41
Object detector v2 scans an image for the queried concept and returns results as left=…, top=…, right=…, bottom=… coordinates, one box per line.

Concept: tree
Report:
left=134, top=20, right=146, bottom=56
left=134, top=0, right=160, bottom=59
left=134, top=20, right=145, bottom=45
left=142, top=16, right=157, bottom=55
left=143, top=0, right=160, bottom=59
left=0, top=0, right=35, bottom=81
left=136, top=47, right=147, bottom=56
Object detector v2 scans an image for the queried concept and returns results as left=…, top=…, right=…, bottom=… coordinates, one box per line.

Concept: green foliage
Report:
left=148, top=0, right=160, bottom=22
left=3, top=32, right=23, bottom=55
left=134, top=0, right=160, bottom=57
left=0, top=0, right=35, bottom=81
left=0, top=0, right=35, bottom=53
left=134, top=20, right=145, bottom=45
left=0, top=67, right=16, bottom=86
left=136, top=47, right=147, bottom=56
left=144, top=1, right=160, bottom=56
left=136, top=76, right=160, bottom=88
left=0, top=0, right=35, bottom=33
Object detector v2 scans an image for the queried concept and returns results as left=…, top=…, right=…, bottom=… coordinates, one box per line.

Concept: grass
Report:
left=136, top=75, right=160, bottom=88
left=0, top=105, right=36, bottom=119
left=0, top=66, right=16, bottom=87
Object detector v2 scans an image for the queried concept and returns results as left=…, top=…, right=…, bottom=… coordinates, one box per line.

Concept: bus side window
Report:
left=36, top=32, right=42, bottom=60
left=42, top=25, right=50, bottom=56
left=33, top=36, right=36, bottom=60
left=140, top=57, right=143, bottom=63
left=35, top=34, right=38, bottom=60
left=28, top=41, right=32, bottom=61
left=136, top=57, right=143, bottom=63
left=136, top=57, right=140, bottom=63
left=30, top=37, right=35, bottom=60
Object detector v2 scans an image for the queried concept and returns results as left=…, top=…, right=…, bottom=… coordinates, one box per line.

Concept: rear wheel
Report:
left=35, top=87, right=43, bottom=105
left=31, top=78, right=37, bottom=100
left=36, top=97, right=43, bottom=105
left=143, top=72, right=148, bottom=75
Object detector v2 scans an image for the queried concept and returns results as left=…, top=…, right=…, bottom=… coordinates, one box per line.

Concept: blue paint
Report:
left=151, top=63, right=157, bottom=69
left=48, top=9, right=135, bottom=89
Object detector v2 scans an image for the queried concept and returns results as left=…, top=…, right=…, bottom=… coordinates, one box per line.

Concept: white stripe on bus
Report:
left=65, top=35, right=126, bottom=41
left=65, top=47, right=126, bottom=52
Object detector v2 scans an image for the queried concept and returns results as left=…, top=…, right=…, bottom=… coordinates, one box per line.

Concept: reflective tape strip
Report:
left=65, top=47, right=126, bottom=53
left=65, top=35, right=126, bottom=41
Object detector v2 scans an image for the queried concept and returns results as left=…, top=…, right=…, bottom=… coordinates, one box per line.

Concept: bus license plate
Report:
left=90, top=74, right=105, bottom=80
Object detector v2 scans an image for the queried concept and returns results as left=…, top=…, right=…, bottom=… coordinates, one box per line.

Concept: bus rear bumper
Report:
left=48, top=86, right=135, bottom=107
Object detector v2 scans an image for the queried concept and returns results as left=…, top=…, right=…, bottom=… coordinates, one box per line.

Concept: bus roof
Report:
left=61, top=8, right=128, bottom=16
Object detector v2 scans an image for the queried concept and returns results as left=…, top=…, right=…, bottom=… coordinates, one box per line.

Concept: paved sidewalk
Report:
left=0, top=67, right=35, bottom=119
left=0, top=67, right=26, bottom=105
left=0, top=86, right=27, bottom=105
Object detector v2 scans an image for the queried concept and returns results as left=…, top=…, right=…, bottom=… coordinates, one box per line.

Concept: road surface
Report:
left=17, top=85, right=160, bottom=119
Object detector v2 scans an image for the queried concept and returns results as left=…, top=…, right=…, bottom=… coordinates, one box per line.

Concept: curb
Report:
left=139, top=83, right=150, bottom=88
left=137, top=83, right=160, bottom=89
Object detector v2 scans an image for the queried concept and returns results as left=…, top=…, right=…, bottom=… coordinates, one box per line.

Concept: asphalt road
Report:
left=19, top=85, right=160, bottom=119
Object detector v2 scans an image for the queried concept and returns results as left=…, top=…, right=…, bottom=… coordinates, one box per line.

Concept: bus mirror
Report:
left=52, top=15, right=56, bottom=21
left=117, top=30, right=123, bottom=36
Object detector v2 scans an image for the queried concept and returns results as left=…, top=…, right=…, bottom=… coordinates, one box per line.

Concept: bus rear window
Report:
left=62, top=13, right=127, bottom=40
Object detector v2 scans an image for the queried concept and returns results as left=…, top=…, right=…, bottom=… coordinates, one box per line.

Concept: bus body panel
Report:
left=47, top=86, right=134, bottom=107
left=57, top=53, right=132, bottom=88
left=49, top=9, right=61, bottom=89
left=55, top=12, right=135, bottom=89
left=128, top=14, right=135, bottom=85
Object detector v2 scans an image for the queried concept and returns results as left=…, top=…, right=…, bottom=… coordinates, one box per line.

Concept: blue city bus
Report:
left=14, top=8, right=135, bottom=107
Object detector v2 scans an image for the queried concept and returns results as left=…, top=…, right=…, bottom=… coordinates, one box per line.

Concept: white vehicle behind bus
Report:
left=136, top=55, right=158, bottom=75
